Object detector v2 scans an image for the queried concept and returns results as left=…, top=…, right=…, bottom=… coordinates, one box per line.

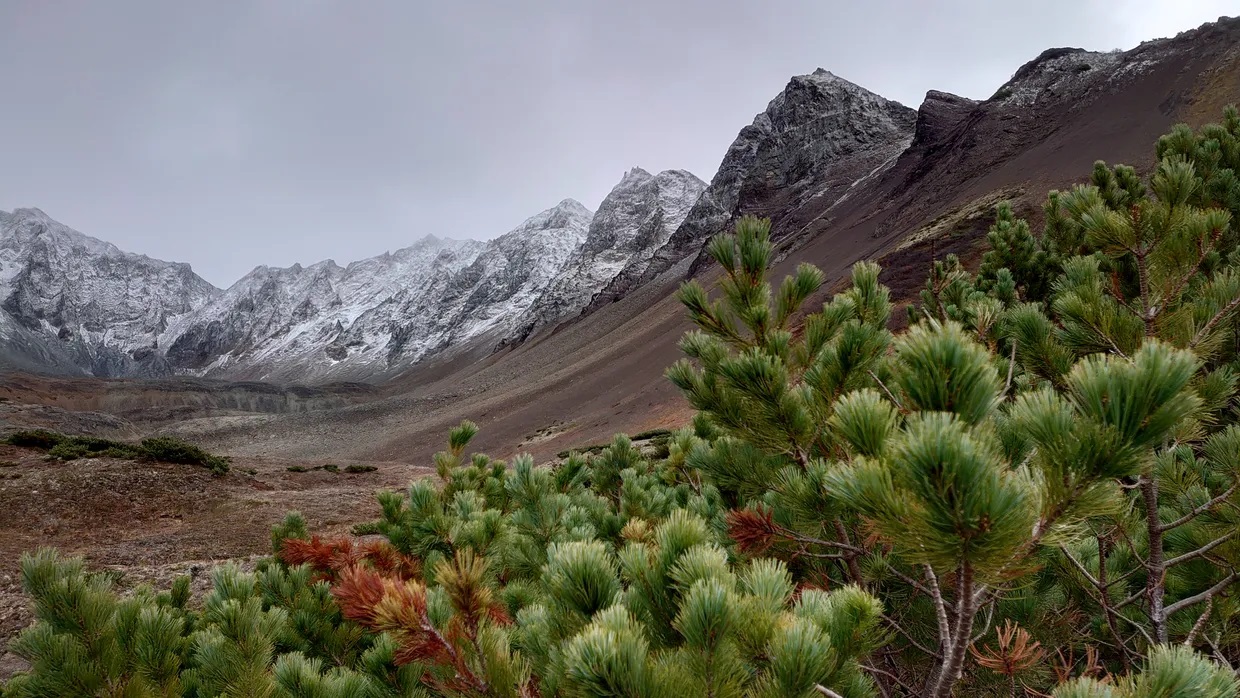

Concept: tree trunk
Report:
left=929, top=563, right=977, bottom=698
left=1140, top=474, right=1168, bottom=644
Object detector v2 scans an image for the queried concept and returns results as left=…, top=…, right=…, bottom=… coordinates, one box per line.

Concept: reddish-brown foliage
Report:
left=278, top=535, right=421, bottom=581
left=727, top=508, right=779, bottom=555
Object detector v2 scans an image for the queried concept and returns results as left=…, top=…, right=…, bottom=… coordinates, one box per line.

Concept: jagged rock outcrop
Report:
left=0, top=208, right=218, bottom=377
left=590, top=69, right=917, bottom=309
left=509, top=168, right=706, bottom=340
left=911, top=91, right=979, bottom=149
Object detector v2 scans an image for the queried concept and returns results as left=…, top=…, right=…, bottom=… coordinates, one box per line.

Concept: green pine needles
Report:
left=5, top=107, right=1240, bottom=697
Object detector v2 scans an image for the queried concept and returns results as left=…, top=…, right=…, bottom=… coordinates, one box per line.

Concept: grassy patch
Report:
left=5, top=430, right=230, bottom=476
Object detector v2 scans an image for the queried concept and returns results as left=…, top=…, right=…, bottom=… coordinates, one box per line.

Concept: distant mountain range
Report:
left=6, top=15, right=1237, bottom=386
left=0, top=67, right=921, bottom=381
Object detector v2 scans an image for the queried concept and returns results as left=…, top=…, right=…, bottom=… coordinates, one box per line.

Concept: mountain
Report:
left=589, top=69, right=917, bottom=309
left=511, top=168, right=706, bottom=341
left=159, top=236, right=487, bottom=380
left=95, top=14, right=1233, bottom=467
left=0, top=158, right=716, bottom=381
left=331, top=199, right=595, bottom=376
left=4, top=15, right=1239, bottom=438
left=0, top=208, right=218, bottom=377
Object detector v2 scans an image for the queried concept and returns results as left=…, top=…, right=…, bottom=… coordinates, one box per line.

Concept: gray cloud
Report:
left=0, top=0, right=1232, bottom=286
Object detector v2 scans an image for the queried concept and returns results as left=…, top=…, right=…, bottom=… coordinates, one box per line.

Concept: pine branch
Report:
left=1163, top=225, right=1222, bottom=316
left=1190, top=293, right=1240, bottom=348
left=1158, top=485, right=1237, bottom=532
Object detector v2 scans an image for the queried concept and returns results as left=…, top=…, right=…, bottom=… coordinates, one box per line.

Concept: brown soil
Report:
left=0, top=443, right=431, bottom=678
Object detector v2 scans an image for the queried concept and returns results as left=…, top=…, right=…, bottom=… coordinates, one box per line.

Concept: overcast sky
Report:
left=0, top=1, right=1233, bottom=286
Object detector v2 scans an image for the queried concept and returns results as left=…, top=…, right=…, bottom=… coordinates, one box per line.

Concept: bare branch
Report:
left=861, top=664, right=919, bottom=696
left=969, top=600, right=996, bottom=645
left=1158, top=486, right=1237, bottom=533
left=1115, top=587, right=1145, bottom=611
left=925, top=565, right=952, bottom=651
left=1060, top=545, right=1102, bottom=587
left=1003, top=340, right=1017, bottom=397
left=883, top=564, right=931, bottom=596
left=881, top=614, right=942, bottom=658
left=815, top=684, right=846, bottom=698
left=869, top=369, right=905, bottom=412
left=1164, top=571, right=1238, bottom=618
left=1185, top=597, right=1214, bottom=647
left=1165, top=531, right=1238, bottom=569
left=770, top=522, right=866, bottom=555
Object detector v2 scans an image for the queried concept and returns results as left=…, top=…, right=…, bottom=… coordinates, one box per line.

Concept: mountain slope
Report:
left=334, top=198, right=595, bottom=375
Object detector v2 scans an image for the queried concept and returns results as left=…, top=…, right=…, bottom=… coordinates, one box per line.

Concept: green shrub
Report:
left=5, top=430, right=229, bottom=475
left=322, top=464, right=339, bottom=474
left=139, top=437, right=230, bottom=475
left=287, top=465, right=310, bottom=473
left=5, top=430, right=66, bottom=449
left=343, top=464, right=377, bottom=474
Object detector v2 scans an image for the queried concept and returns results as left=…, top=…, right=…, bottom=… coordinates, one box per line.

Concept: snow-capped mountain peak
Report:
left=0, top=168, right=711, bottom=380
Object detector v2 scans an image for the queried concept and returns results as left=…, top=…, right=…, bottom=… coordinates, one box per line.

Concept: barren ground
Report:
left=0, top=443, right=432, bottom=679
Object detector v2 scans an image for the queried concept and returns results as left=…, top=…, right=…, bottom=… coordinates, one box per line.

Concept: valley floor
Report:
left=0, top=444, right=431, bottom=680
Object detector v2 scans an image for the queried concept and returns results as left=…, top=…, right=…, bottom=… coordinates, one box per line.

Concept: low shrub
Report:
left=5, top=430, right=65, bottom=449
left=6, top=430, right=229, bottom=475
left=343, top=464, right=377, bottom=474
left=140, top=437, right=230, bottom=475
